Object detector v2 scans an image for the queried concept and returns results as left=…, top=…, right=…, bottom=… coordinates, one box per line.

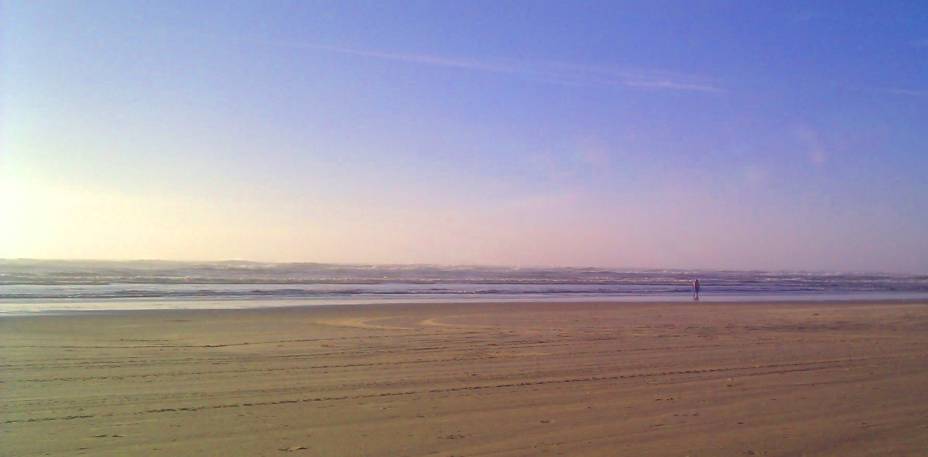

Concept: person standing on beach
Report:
left=693, top=279, right=701, bottom=301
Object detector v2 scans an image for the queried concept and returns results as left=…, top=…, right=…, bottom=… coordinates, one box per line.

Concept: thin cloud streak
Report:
left=876, top=87, right=928, bottom=97
left=271, top=40, right=723, bottom=93
left=842, top=83, right=928, bottom=98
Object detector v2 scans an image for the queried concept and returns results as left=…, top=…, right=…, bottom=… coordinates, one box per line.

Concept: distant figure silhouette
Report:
left=693, top=279, right=701, bottom=301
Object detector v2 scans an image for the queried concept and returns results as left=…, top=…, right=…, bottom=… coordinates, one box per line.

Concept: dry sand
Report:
left=3, top=300, right=928, bottom=456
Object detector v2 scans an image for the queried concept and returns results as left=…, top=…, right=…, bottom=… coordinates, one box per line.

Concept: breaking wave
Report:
left=2, top=260, right=926, bottom=302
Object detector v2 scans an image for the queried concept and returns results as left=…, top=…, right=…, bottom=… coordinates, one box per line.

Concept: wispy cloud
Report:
left=842, top=82, right=928, bottom=98
left=307, top=44, right=516, bottom=74
left=620, top=79, right=721, bottom=92
left=873, top=87, right=928, bottom=97
left=791, top=10, right=818, bottom=23
left=267, top=40, right=723, bottom=93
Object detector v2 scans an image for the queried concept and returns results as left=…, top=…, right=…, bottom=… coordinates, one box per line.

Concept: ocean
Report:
left=2, top=260, right=927, bottom=313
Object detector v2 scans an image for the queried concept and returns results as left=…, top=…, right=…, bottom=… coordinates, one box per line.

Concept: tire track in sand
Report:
left=3, top=358, right=864, bottom=424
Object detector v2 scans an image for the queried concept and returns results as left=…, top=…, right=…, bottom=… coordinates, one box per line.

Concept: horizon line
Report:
left=1, top=257, right=924, bottom=276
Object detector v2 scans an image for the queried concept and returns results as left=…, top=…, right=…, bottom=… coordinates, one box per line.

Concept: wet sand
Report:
left=3, top=300, right=928, bottom=456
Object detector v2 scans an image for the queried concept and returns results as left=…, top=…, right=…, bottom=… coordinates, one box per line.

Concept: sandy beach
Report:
left=3, top=300, right=928, bottom=456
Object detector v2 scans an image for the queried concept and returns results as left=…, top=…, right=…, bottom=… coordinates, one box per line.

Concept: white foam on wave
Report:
left=1, top=260, right=926, bottom=311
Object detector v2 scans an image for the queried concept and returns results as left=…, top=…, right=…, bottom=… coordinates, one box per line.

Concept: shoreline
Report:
left=3, top=293, right=928, bottom=317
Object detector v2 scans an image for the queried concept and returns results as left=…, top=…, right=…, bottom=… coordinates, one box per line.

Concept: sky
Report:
left=1, top=1, right=927, bottom=272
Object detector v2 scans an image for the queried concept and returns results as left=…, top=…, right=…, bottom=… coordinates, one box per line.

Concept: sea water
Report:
left=2, top=260, right=927, bottom=313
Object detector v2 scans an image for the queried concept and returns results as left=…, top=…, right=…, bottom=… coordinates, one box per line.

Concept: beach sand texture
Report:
left=3, top=301, right=928, bottom=456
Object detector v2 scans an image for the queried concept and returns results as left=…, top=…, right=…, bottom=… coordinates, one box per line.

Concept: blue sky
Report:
left=1, top=1, right=926, bottom=272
